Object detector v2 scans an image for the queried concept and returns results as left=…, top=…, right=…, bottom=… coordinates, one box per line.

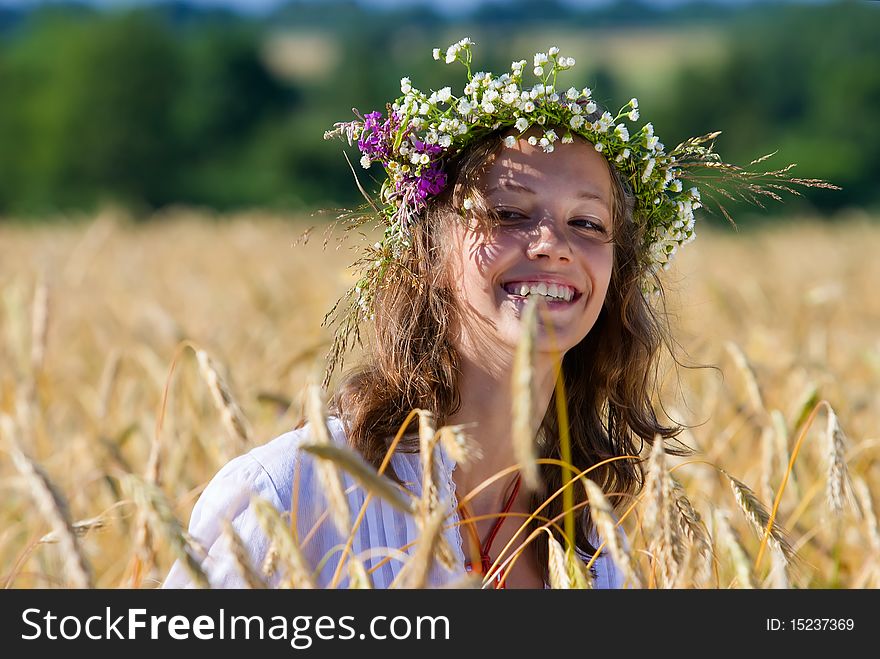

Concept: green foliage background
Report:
left=0, top=0, right=876, bottom=220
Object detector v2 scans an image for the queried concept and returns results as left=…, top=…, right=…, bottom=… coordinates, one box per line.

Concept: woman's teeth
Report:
left=503, top=282, right=575, bottom=302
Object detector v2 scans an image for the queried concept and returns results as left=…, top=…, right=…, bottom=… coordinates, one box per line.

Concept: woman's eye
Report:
left=495, top=208, right=527, bottom=223
left=570, top=218, right=607, bottom=234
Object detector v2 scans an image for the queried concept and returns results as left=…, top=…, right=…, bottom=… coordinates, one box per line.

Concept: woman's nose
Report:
left=526, top=218, right=572, bottom=262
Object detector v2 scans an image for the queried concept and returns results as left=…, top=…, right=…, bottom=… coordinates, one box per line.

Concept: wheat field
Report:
left=1, top=208, right=877, bottom=588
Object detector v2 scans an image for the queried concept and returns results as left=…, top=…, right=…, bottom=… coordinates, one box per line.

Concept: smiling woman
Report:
left=163, top=37, right=826, bottom=591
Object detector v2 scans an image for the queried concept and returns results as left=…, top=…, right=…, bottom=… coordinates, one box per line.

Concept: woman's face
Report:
left=446, top=131, right=615, bottom=359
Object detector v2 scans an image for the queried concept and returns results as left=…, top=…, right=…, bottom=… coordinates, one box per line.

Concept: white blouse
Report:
left=163, top=416, right=624, bottom=589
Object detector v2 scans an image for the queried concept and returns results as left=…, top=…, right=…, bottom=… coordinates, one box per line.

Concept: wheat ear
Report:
left=306, top=383, right=351, bottom=535
left=585, top=479, right=641, bottom=588
left=512, top=299, right=540, bottom=490
left=4, top=414, right=94, bottom=588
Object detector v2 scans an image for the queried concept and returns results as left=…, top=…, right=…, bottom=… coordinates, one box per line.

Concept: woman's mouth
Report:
left=500, top=280, right=583, bottom=309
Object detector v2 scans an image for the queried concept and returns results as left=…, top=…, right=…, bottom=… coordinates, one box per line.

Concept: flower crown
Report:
left=321, top=38, right=836, bottom=385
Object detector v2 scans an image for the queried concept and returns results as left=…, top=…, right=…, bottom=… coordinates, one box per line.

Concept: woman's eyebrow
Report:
left=487, top=180, right=607, bottom=203
left=486, top=180, right=533, bottom=195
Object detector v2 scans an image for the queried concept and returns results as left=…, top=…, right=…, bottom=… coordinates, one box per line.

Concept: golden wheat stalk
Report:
left=347, top=555, right=374, bottom=589
left=546, top=532, right=572, bottom=589
left=721, top=469, right=794, bottom=564
left=824, top=404, right=854, bottom=518
left=642, top=438, right=681, bottom=588
left=38, top=501, right=127, bottom=545
left=417, top=410, right=440, bottom=514
left=585, top=479, right=641, bottom=588
left=300, top=443, right=415, bottom=513
left=414, top=410, right=457, bottom=572
left=712, top=509, right=754, bottom=589
left=397, top=504, right=447, bottom=589
left=723, top=341, right=766, bottom=417
left=512, top=299, right=540, bottom=491
left=852, top=476, right=880, bottom=554
left=3, top=414, right=94, bottom=589
left=566, top=545, right=594, bottom=589
left=251, top=496, right=316, bottom=589
left=222, top=520, right=268, bottom=589
left=670, top=476, right=713, bottom=586
left=436, top=424, right=482, bottom=466
left=195, top=348, right=251, bottom=453
left=306, top=383, right=351, bottom=535
left=766, top=542, right=790, bottom=589
left=121, top=473, right=209, bottom=589
left=262, top=542, right=280, bottom=580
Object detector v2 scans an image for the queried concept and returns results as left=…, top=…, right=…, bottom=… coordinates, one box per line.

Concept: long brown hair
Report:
left=328, top=124, right=689, bottom=579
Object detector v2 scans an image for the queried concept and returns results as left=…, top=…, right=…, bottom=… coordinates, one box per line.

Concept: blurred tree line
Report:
left=0, top=0, right=876, bottom=219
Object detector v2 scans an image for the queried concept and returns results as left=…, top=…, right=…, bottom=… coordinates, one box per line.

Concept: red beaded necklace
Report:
left=463, top=474, right=522, bottom=589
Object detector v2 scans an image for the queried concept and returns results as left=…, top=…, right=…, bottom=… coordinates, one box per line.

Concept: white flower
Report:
left=419, top=153, right=430, bottom=165
left=437, top=86, right=452, bottom=103
left=400, top=77, right=412, bottom=94
left=539, top=137, right=550, bottom=149
left=515, top=117, right=529, bottom=132
left=484, top=89, right=500, bottom=102
left=570, top=103, right=582, bottom=115
left=534, top=66, right=544, bottom=77
left=419, top=103, right=430, bottom=115
left=585, top=101, right=597, bottom=114
left=561, top=133, right=573, bottom=144
left=457, top=99, right=474, bottom=115
left=503, top=135, right=517, bottom=148
left=645, top=122, right=654, bottom=137
left=432, top=48, right=441, bottom=60
left=534, top=52, right=549, bottom=67
left=641, top=158, right=656, bottom=183
left=549, top=93, right=560, bottom=102
left=458, top=37, right=474, bottom=47
left=597, top=111, right=614, bottom=132
left=569, top=115, right=585, bottom=130
left=566, top=87, right=579, bottom=100
left=582, top=87, right=592, bottom=99
left=463, top=198, right=474, bottom=211
left=647, top=135, right=659, bottom=150
left=621, top=148, right=631, bottom=160
left=527, top=136, right=538, bottom=146
left=481, top=101, right=496, bottom=113
left=671, top=179, right=683, bottom=192
left=690, top=186, right=701, bottom=201
left=523, top=101, right=536, bottom=113
left=438, top=134, right=452, bottom=148
left=545, top=129, right=558, bottom=142
left=630, top=98, right=639, bottom=109
left=360, top=155, right=371, bottom=169
left=594, top=142, right=604, bottom=153
left=445, top=45, right=458, bottom=64
left=410, top=152, right=422, bottom=164
left=563, top=57, right=576, bottom=67
left=501, top=92, right=518, bottom=105
left=628, top=109, right=640, bottom=122
left=615, top=124, right=630, bottom=141
left=548, top=47, right=559, bottom=57
left=536, top=115, right=546, bottom=125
